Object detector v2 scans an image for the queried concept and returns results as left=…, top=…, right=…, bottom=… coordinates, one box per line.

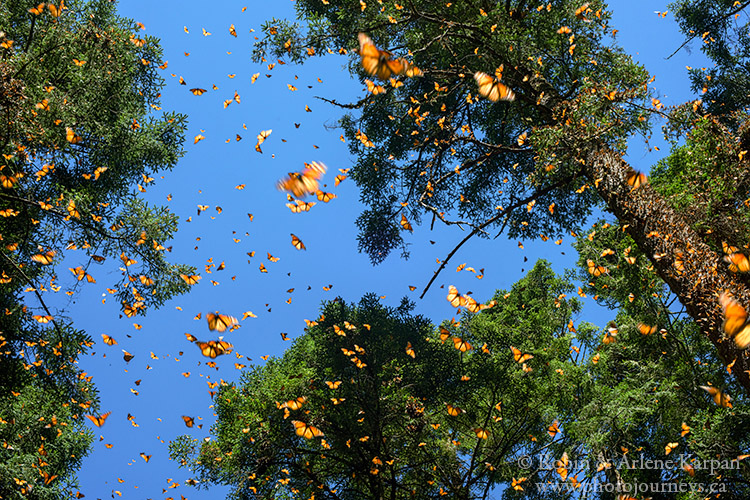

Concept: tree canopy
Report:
left=0, top=0, right=189, bottom=496
left=248, top=0, right=750, bottom=394
left=175, top=256, right=750, bottom=499
left=173, top=263, right=587, bottom=499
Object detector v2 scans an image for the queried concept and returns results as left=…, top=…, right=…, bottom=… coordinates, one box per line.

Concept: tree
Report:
left=570, top=220, right=750, bottom=499
left=249, top=0, right=750, bottom=393
left=171, top=263, right=589, bottom=500
left=0, top=0, right=190, bottom=496
left=670, top=0, right=750, bottom=117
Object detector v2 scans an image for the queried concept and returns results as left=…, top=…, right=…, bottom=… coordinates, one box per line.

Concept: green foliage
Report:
left=0, top=0, right=190, bottom=496
left=172, top=263, right=592, bottom=499
left=651, top=115, right=750, bottom=253
left=250, top=0, right=652, bottom=263
left=670, top=0, right=750, bottom=118
left=572, top=220, right=750, bottom=498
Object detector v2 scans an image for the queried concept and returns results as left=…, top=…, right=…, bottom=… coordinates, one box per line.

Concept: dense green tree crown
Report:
left=1, top=0, right=191, bottom=314
left=251, top=0, right=652, bottom=263
left=670, top=0, right=750, bottom=118
left=175, top=255, right=750, bottom=499
left=573, top=220, right=750, bottom=499
left=0, top=0, right=189, bottom=496
left=172, top=264, right=584, bottom=499
left=652, top=114, right=750, bottom=255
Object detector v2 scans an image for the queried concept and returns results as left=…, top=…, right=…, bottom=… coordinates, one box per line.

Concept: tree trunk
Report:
left=584, top=145, right=750, bottom=394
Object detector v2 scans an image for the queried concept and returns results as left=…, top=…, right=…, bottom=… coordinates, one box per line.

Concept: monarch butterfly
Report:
left=724, top=252, right=750, bottom=273
left=66, top=127, right=81, bottom=143
left=358, top=33, right=407, bottom=80
left=326, top=380, right=342, bottom=389
left=286, top=199, right=316, bottom=213
left=602, top=326, right=618, bottom=344
left=182, top=415, right=195, bottom=428
left=665, top=442, right=679, bottom=455
left=102, top=334, right=117, bottom=345
left=400, top=214, right=413, bottom=232
left=723, top=241, right=740, bottom=255
left=196, top=339, right=233, bottom=358
left=510, top=346, right=533, bottom=363
left=548, top=420, right=561, bottom=437
left=673, top=250, right=684, bottom=272
left=184, top=332, right=198, bottom=342
left=31, top=250, right=56, bottom=265
left=681, top=422, right=691, bottom=436
left=626, top=169, right=647, bottom=189
left=255, top=129, right=272, bottom=153
left=40, top=470, right=58, bottom=485
left=638, top=323, right=657, bottom=335
left=0, top=175, right=18, bottom=188
left=190, top=88, right=207, bottom=95
left=291, top=234, right=306, bottom=250
left=120, top=252, right=136, bottom=266
left=277, top=161, right=327, bottom=198
left=315, top=190, right=337, bottom=202
left=29, top=3, right=45, bottom=15
left=439, top=327, right=451, bottom=342
left=556, top=452, right=569, bottom=480
left=719, top=293, right=750, bottom=349
left=281, top=396, right=307, bottom=411
left=446, top=403, right=464, bottom=416
left=122, top=350, right=134, bottom=362
left=447, top=285, right=467, bottom=308
left=85, top=412, right=112, bottom=427
left=473, top=71, right=516, bottom=102
left=405, top=342, right=415, bottom=358
left=453, top=336, right=473, bottom=352
left=474, top=428, right=489, bottom=439
left=586, top=259, right=607, bottom=277
left=511, top=477, right=527, bottom=491
left=48, top=2, right=64, bottom=17
left=292, top=420, right=324, bottom=439
left=700, top=385, right=732, bottom=408
left=365, top=79, right=385, bottom=95
left=207, top=312, right=238, bottom=332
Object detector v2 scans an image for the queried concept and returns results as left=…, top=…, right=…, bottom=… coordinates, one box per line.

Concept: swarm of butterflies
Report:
left=78, top=30, right=750, bottom=500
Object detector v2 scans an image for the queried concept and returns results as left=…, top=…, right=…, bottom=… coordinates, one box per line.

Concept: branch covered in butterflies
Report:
left=419, top=168, right=584, bottom=299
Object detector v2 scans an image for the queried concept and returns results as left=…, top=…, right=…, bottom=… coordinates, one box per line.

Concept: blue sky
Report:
left=56, top=1, right=709, bottom=498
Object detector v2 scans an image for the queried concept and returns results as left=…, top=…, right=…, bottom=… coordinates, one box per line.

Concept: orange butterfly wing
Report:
left=724, top=253, right=750, bottom=273
left=358, top=33, right=406, bottom=80
left=292, top=420, right=323, bottom=439
left=86, top=411, right=112, bottom=427
left=207, top=312, right=238, bottom=332
left=719, top=293, right=750, bottom=349
left=474, top=72, right=515, bottom=102
left=626, top=170, right=647, bottom=189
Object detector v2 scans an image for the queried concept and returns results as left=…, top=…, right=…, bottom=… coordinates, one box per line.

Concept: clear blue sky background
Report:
left=54, top=1, right=709, bottom=497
